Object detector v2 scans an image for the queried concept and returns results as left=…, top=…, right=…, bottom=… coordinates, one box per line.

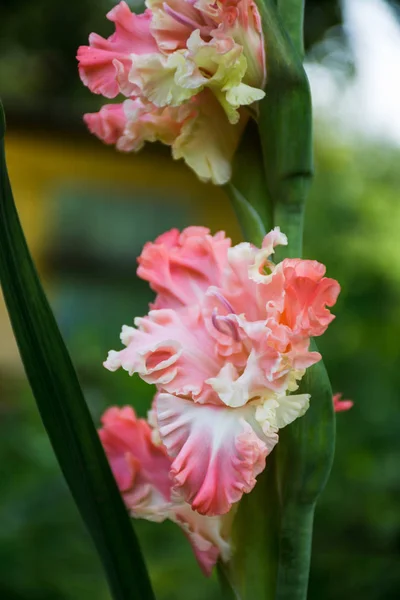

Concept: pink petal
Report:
left=207, top=348, right=282, bottom=408
left=281, top=259, right=341, bottom=337
left=84, top=103, right=127, bottom=145
left=99, top=406, right=172, bottom=518
left=172, top=499, right=232, bottom=575
left=156, top=394, right=271, bottom=516
left=190, top=542, right=220, bottom=576
left=137, top=226, right=231, bottom=309
left=333, top=393, right=354, bottom=413
left=203, top=298, right=246, bottom=362
left=104, top=308, right=223, bottom=403
left=149, top=0, right=211, bottom=53
left=216, top=243, right=262, bottom=321
left=77, top=2, right=157, bottom=98
left=222, top=243, right=286, bottom=321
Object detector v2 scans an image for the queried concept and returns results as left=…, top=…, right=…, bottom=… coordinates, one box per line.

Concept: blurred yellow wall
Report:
left=1, top=131, right=240, bottom=374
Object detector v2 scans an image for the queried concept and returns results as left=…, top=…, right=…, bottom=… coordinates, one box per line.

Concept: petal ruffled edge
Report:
left=156, top=393, right=271, bottom=515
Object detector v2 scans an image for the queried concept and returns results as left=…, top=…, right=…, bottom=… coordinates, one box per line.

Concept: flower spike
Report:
left=77, top=0, right=266, bottom=183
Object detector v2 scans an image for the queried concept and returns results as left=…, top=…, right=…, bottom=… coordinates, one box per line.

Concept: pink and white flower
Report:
left=99, top=405, right=232, bottom=574
left=77, top=0, right=266, bottom=184
left=104, top=227, right=341, bottom=516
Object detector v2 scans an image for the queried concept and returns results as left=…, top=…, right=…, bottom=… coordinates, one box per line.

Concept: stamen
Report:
left=208, top=289, right=235, bottom=314
left=211, top=310, right=240, bottom=342
left=162, top=3, right=211, bottom=36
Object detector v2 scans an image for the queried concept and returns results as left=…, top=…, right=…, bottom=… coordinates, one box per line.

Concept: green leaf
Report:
left=0, top=103, right=155, bottom=600
left=226, top=120, right=272, bottom=245
left=225, top=183, right=266, bottom=247
left=217, top=560, right=241, bottom=600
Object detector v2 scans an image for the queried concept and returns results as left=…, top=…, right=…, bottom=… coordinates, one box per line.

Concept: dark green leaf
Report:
left=0, top=103, right=155, bottom=600
left=217, top=560, right=242, bottom=600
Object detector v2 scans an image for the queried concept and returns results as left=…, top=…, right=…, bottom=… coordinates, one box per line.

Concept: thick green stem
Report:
left=277, top=0, right=305, bottom=57
left=275, top=503, right=314, bottom=599
left=256, top=3, right=335, bottom=600
left=257, top=0, right=313, bottom=257
left=230, top=461, right=280, bottom=600
left=226, top=3, right=335, bottom=600
left=274, top=353, right=336, bottom=600
left=272, top=0, right=308, bottom=261
left=273, top=192, right=305, bottom=259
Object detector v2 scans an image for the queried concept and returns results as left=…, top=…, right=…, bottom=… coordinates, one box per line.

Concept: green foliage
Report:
left=0, top=105, right=155, bottom=600
left=305, top=137, right=400, bottom=600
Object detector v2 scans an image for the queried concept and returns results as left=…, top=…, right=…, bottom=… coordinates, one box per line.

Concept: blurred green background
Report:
left=1, top=0, right=399, bottom=599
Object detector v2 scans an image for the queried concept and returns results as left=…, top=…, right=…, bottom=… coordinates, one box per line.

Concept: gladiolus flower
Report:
left=99, top=405, right=232, bottom=575
left=77, top=0, right=266, bottom=184
left=104, top=227, right=341, bottom=516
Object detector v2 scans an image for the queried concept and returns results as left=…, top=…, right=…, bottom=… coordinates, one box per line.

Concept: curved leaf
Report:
left=225, top=183, right=267, bottom=247
left=217, top=560, right=242, bottom=600
left=226, top=120, right=272, bottom=244
left=0, top=104, right=155, bottom=600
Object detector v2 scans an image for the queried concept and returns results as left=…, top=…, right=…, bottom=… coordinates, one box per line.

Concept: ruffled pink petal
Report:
left=99, top=404, right=233, bottom=571
left=156, top=394, right=270, bottom=516
left=148, top=0, right=213, bottom=53
left=238, top=319, right=313, bottom=392
left=137, top=226, right=231, bottom=309
left=203, top=294, right=246, bottom=363
left=84, top=103, right=127, bottom=145
left=210, top=0, right=266, bottom=88
left=119, top=99, right=191, bottom=152
left=77, top=2, right=157, bottom=98
left=99, top=406, right=172, bottom=519
left=281, top=259, right=341, bottom=337
left=221, top=243, right=286, bottom=322
left=219, top=243, right=261, bottom=320
left=190, top=541, right=220, bottom=576
left=172, top=498, right=232, bottom=575
left=333, top=393, right=354, bottom=413
left=84, top=99, right=192, bottom=154
left=207, top=347, right=282, bottom=407
left=104, top=308, right=223, bottom=403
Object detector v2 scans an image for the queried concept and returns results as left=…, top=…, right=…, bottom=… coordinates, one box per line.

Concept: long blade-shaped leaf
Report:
left=0, top=105, right=155, bottom=600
